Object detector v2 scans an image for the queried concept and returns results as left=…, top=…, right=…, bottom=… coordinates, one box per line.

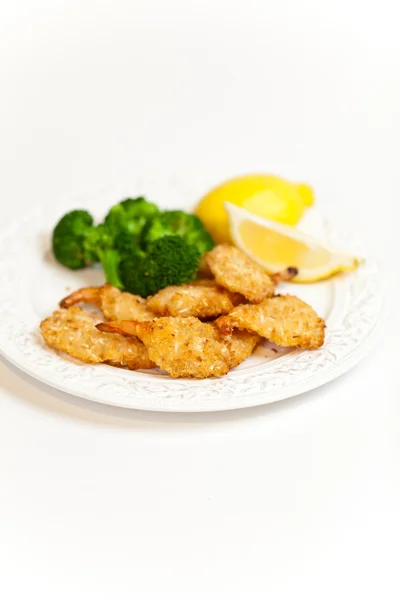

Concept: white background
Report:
left=0, top=1, right=399, bottom=598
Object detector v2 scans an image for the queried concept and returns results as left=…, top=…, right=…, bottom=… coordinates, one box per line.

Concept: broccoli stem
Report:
left=98, top=249, right=123, bottom=289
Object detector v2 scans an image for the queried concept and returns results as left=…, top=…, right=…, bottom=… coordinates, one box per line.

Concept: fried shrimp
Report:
left=216, top=294, right=325, bottom=350
left=205, top=245, right=276, bottom=303
left=147, top=280, right=244, bottom=318
left=218, top=330, right=261, bottom=368
left=40, top=306, right=155, bottom=369
left=205, top=245, right=298, bottom=303
left=97, top=317, right=258, bottom=378
left=44, top=240, right=322, bottom=379
left=60, top=284, right=156, bottom=322
left=97, top=317, right=232, bottom=378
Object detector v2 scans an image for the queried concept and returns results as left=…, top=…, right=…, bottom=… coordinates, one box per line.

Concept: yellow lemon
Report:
left=226, top=203, right=361, bottom=282
left=194, top=174, right=314, bottom=243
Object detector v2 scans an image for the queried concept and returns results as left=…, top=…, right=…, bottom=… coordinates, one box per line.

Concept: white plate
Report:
left=0, top=177, right=384, bottom=412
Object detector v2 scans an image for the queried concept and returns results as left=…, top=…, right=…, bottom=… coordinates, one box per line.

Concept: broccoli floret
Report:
left=119, top=236, right=201, bottom=297
left=104, top=197, right=160, bottom=242
left=141, top=210, right=214, bottom=255
left=81, top=223, right=125, bottom=289
left=81, top=223, right=111, bottom=263
left=113, top=228, right=141, bottom=255
left=52, top=210, right=95, bottom=270
left=52, top=202, right=207, bottom=297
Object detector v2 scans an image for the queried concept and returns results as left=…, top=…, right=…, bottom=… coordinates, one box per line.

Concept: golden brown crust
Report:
left=47, top=254, right=322, bottom=378
left=98, top=317, right=231, bottom=378
left=40, top=306, right=154, bottom=369
left=147, top=280, right=243, bottom=318
left=205, top=245, right=275, bottom=303
left=97, top=317, right=260, bottom=378
left=216, top=294, right=325, bottom=350
left=218, top=330, right=261, bottom=368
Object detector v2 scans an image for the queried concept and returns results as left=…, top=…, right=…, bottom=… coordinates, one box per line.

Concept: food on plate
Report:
left=147, top=279, right=244, bottom=318
left=218, top=330, right=261, bottom=369
left=84, top=197, right=160, bottom=288
left=40, top=306, right=154, bottom=369
left=118, top=236, right=202, bottom=297
left=194, top=173, right=314, bottom=243
left=42, top=235, right=326, bottom=377
left=103, top=197, right=160, bottom=241
left=52, top=209, right=95, bottom=270
left=52, top=199, right=214, bottom=296
left=44, top=177, right=338, bottom=380
left=205, top=244, right=275, bottom=303
left=205, top=244, right=296, bottom=303
left=226, top=202, right=361, bottom=282
left=100, top=207, right=214, bottom=293
left=141, top=210, right=214, bottom=256
left=216, top=294, right=325, bottom=350
left=96, top=317, right=259, bottom=379
left=52, top=198, right=159, bottom=277
left=97, top=317, right=232, bottom=378
left=60, top=283, right=156, bottom=321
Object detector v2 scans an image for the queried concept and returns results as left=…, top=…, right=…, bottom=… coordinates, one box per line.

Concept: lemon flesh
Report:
left=227, top=203, right=361, bottom=282
left=194, top=174, right=314, bottom=244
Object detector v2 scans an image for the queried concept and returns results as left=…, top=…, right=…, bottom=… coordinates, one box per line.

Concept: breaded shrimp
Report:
left=97, top=317, right=259, bottom=378
left=218, top=330, right=261, bottom=368
left=147, top=280, right=244, bottom=318
left=97, top=317, right=232, bottom=378
left=216, top=294, right=325, bottom=350
left=205, top=245, right=295, bottom=303
left=40, top=306, right=155, bottom=369
left=60, top=284, right=156, bottom=322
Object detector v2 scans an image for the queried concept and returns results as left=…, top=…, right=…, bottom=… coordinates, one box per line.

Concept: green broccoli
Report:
left=113, top=227, right=142, bottom=255
left=104, top=197, right=160, bottom=242
left=141, top=210, right=214, bottom=255
left=51, top=200, right=209, bottom=297
left=119, top=236, right=201, bottom=297
left=80, top=223, right=124, bottom=289
left=52, top=210, right=95, bottom=270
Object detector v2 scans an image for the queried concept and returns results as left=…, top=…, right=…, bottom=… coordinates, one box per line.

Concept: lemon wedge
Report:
left=226, top=202, right=361, bottom=282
